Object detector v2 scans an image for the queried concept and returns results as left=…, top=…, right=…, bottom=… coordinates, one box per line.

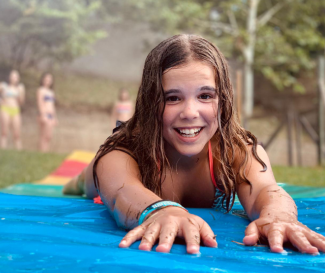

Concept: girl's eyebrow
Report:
left=164, top=89, right=181, bottom=95
left=199, top=86, right=217, bottom=92
left=164, top=86, right=217, bottom=95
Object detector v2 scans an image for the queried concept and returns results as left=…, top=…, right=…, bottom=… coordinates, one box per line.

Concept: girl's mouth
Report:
left=174, top=127, right=203, bottom=138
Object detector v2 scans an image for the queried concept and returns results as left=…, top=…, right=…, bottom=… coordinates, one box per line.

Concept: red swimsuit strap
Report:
left=208, top=141, right=224, bottom=192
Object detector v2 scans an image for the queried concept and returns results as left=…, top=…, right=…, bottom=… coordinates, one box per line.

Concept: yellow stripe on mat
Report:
left=35, top=150, right=95, bottom=185
left=36, top=175, right=72, bottom=185
left=66, top=150, right=95, bottom=164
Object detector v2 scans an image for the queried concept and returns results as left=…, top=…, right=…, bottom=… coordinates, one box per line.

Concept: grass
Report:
left=0, top=150, right=324, bottom=190
left=0, top=149, right=67, bottom=189
left=272, top=165, right=325, bottom=187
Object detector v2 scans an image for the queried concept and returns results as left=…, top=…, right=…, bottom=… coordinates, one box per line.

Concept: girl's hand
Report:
left=40, top=115, right=47, bottom=124
left=119, top=207, right=217, bottom=254
left=243, top=217, right=325, bottom=254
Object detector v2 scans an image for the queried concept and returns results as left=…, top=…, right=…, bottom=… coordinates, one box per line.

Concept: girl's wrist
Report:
left=138, top=200, right=188, bottom=225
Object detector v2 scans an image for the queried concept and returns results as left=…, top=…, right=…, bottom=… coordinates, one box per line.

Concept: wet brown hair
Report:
left=40, top=72, right=54, bottom=90
left=93, top=34, right=266, bottom=211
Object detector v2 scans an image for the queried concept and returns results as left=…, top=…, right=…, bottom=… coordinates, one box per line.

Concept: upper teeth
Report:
left=179, top=128, right=201, bottom=134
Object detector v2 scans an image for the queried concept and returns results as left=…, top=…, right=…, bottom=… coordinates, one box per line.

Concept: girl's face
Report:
left=162, top=60, right=219, bottom=157
left=120, top=90, right=129, bottom=101
left=43, top=74, right=53, bottom=88
left=9, top=71, right=20, bottom=85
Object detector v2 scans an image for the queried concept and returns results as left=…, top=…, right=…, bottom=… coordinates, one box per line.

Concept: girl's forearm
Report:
left=250, top=184, right=298, bottom=222
left=109, top=184, right=162, bottom=229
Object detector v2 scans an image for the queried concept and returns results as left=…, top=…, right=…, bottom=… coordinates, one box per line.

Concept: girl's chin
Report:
left=173, top=143, right=207, bottom=157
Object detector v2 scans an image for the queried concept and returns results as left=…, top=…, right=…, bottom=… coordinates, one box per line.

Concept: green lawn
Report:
left=0, top=150, right=324, bottom=190
left=0, top=149, right=66, bottom=189
left=272, top=165, right=325, bottom=187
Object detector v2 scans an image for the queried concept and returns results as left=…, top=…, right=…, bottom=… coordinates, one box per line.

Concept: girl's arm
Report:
left=37, top=88, right=46, bottom=121
left=52, top=94, right=58, bottom=125
left=96, top=150, right=217, bottom=253
left=237, top=145, right=325, bottom=254
left=18, top=84, right=25, bottom=105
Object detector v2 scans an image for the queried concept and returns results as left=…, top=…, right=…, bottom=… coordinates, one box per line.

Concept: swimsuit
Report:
left=116, top=103, right=132, bottom=114
left=43, top=95, right=55, bottom=102
left=1, top=105, right=20, bottom=117
left=0, top=83, right=20, bottom=117
left=93, top=138, right=229, bottom=210
left=1, top=83, right=19, bottom=98
left=41, top=93, right=55, bottom=119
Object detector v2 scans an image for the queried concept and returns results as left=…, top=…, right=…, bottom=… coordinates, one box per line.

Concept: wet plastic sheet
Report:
left=0, top=193, right=324, bottom=272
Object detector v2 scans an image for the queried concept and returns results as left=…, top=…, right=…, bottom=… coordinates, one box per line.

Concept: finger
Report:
left=181, top=219, right=201, bottom=254
left=139, top=221, right=161, bottom=251
left=243, top=221, right=259, bottom=246
left=119, top=224, right=146, bottom=248
left=267, top=227, right=285, bottom=253
left=156, top=222, right=178, bottom=253
left=304, top=230, right=325, bottom=253
left=287, top=230, right=319, bottom=254
left=200, top=221, right=218, bottom=248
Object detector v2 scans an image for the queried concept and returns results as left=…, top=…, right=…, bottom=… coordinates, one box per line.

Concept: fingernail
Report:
left=245, top=234, right=255, bottom=238
left=159, top=243, right=169, bottom=248
left=280, top=250, right=288, bottom=255
left=187, top=245, right=200, bottom=254
left=119, top=240, right=127, bottom=247
left=312, top=252, right=320, bottom=256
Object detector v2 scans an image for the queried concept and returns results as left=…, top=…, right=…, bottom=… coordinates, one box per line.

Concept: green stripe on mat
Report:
left=0, top=184, right=83, bottom=199
left=1, top=182, right=325, bottom=199
left=278, top=183, right=325, bottom=199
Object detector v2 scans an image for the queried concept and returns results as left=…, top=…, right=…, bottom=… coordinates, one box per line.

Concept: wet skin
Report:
left=70, top=60, right=325, bottom=254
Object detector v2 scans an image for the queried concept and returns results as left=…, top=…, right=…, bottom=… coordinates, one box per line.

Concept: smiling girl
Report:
left=63, top=34, right=325, bottom=254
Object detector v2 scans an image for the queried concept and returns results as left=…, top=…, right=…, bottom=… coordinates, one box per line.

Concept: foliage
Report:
left=0, top=0, right=107, bottom=69
left=126, top=0, right=325, bottom=93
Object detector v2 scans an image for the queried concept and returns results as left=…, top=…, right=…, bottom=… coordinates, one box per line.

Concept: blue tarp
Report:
left=0, top=193, right=324, bottom=272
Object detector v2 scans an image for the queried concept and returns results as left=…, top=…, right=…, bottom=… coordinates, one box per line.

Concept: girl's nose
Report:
left=179, top=100, right=199, bottom=120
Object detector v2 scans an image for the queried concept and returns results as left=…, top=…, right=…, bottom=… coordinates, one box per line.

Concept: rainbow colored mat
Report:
left=0, top=151, right=325, bottom=272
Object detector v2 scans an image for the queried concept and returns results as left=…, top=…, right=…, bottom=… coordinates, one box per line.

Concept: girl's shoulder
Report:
left=0, top=82, right=7, bottom=89
left=18, top=83, right=25, bottom=91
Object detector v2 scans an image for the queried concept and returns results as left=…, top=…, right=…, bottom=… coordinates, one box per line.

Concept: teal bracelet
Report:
left=138, top=201, right=187, bottom=225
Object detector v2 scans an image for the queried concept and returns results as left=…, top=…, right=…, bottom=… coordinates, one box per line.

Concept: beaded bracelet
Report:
left=138, top=200, right=187, bottom=225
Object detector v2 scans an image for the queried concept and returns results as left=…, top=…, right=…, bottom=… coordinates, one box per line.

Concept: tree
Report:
left=0, top=0, right=107, bottom=69
left=125, top=0, right=325, bottom=119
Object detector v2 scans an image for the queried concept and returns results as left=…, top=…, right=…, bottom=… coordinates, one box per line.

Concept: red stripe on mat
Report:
left=51, top=160, right=88, bottom=177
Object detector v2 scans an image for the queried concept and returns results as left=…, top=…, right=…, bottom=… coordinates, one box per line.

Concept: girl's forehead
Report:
left=162, top=61, right=216, bottom=87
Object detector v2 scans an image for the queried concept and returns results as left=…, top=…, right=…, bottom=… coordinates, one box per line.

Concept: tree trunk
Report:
left=243, top=0, right=259, bottom=123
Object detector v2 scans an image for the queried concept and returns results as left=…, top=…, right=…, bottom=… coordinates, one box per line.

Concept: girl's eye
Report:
left=199, top=94, right=213, bottom=100
left=166, top=96, right=180, bottom=102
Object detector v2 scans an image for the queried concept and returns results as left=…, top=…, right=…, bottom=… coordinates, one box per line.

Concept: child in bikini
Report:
left=37, top=72, right=58, bottom=152
left=0, top=70, right=25, bottom=150
left=111, top=88, right=134, bottom=130
left=63, top=34, right=325, bottom=255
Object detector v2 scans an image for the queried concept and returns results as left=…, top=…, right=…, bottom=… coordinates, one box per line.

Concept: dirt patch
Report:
left=11, top=108, right=112, bottom=154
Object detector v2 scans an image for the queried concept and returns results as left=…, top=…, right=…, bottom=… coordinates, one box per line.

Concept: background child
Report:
left=111, top=88, right=133, bottom=129
left=37, top=72, right=58, bottom=152
left=0, top=70, right=25, bottom=150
